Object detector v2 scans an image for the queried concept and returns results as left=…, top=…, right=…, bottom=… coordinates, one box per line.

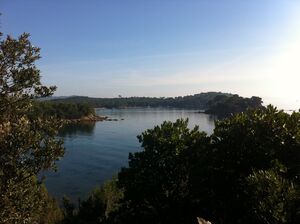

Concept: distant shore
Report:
left=65, top=114, right=108, bottom=123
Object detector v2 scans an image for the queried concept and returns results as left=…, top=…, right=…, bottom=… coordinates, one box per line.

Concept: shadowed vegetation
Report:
left=62, top=106, right=299, bottom=224
left=32, top=101, right=95, bottom=120
left=0, top=33, right=64, bottom=223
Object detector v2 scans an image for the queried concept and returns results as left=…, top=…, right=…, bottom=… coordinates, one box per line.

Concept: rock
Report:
left=107, top=118, right=118, bottom=121
left=66, top=114, right=108, bottom=123
left=197, top=217, right=212, bottom=224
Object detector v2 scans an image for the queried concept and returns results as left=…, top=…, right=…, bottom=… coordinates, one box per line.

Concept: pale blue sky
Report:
left=1, top=0, right=300, bottom=109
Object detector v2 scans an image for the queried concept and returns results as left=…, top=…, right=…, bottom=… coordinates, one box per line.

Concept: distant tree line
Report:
left=51, top=92, right=232, bottom=109
left=51, top=93, right=264, bottom=118
left=32, top=101, right=95, bottom=120
left=35, top=94, right=264, bottom=120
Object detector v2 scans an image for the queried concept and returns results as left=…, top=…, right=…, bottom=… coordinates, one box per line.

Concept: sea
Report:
left=45, top=108, right=216, bottom=201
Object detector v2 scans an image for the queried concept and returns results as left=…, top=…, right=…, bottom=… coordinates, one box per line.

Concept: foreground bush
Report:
left=66, top=106, right=299, bottom=224
left=116, top=106, right=299, bottom=224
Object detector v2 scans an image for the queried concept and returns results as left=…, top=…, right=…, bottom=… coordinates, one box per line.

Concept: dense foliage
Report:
left=205, top=94, right=263, bottom=117
left=33, top=101, right=95, bottom=120
left=62, top=177, right=124, bottom=224
left=0, top=33, right=64, bottom=223
left=69, top=106, right=299, bottom=224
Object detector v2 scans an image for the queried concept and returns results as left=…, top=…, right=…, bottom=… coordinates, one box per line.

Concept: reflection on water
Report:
left=45, top=108, right=215, bottom=201
left=59, top=122, right=96, bottom=137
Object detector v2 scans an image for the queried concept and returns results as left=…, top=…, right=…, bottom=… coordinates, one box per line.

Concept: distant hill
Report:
left=38, top=96, right=73, bottom=101
left=48, top=92, right=264, bottom=117
left=205, top=94, right=264, bottom=117
left=50, top=92, right=232, bottom=109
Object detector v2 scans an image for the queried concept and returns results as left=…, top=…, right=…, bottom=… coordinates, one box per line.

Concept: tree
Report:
left=0, top=33, right=64, bottom=223
left=245, top=167, right=297, bottom=224
left=62, top=177, right=124, bottom=224
left=117, top=119, right=210, bottom=224
left=114, top=106, right=299, bottom=224
left=205, top=95, right=264, bottom=118
left=206, top=106, right=300, bottom=223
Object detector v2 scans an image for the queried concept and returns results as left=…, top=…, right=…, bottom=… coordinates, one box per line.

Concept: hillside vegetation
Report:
left=33, top=102, right=95, bottom=120
left=50, top=92, right=231, bottom=109
left=205, top=94, right=263, bottom=117
left=50, top=93, right=264, bottom=117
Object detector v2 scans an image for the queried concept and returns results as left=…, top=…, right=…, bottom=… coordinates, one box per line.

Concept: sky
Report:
left=1, top=0, right=300, bottom=109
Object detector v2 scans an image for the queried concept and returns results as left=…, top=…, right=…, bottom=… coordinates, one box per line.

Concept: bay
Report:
left=45, top=108, right=215, bottom=201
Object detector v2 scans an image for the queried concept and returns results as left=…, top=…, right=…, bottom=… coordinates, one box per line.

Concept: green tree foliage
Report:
left=37, top=185, right=64, bottom=224
left=62, top=196, right=76, bottom=224
left=113, top=106, right=299, bottom=224
left=62, top=177, right=123, bottom=224
left=33, top=101, right=95, bottom=120
left=201, top=106, right=299, bottom=223
left=205, top=94, right=264, bottom=117
left=117, top=119, right=209, bottom=224
left=245, top=167, right=297, bottom=224
left=0, top=33, right=64, bottom=223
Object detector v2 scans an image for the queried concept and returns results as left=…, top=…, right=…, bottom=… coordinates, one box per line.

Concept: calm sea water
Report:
left=45, top=108, right=215, bottom=201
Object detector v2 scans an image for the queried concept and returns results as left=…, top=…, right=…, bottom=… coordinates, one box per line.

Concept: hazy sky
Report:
left=2, top=0, right=300, bottom=109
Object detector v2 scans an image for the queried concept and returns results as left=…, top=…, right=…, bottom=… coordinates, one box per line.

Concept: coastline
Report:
left=65, top=114, right=108, bottom=123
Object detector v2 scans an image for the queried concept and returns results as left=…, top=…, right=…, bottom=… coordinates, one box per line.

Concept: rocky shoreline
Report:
left=66, top=114, right=108, bottom=123
left=65, top=114, right=124, bottom=123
